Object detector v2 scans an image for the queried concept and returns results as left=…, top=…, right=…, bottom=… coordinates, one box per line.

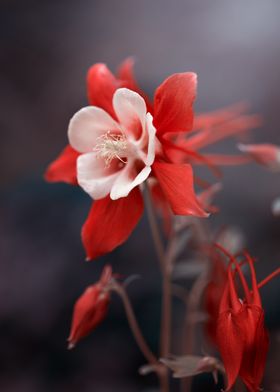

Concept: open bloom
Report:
left=68, top=89, right=156, bottom=200
left=46, top=60, right=211, bottom=259
left=214, top=245, right=280, bottom=392
left=68, top=265, right=112, bottom=348
left=45, top=59, right=259, bottom=260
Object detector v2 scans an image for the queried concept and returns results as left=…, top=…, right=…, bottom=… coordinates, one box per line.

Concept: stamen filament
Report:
left=94, top=131, right=127, bottom=167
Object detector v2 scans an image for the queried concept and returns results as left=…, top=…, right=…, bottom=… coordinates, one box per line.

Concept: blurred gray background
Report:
left=1, top=0, right=280, bottom=391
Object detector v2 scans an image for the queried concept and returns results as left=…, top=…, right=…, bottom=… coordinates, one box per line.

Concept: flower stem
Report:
left=144, top=185, right=171, bottom=392
left=143, top=185, right=166, bottom=272
left=113, top=283, right=158, bottom=366
left=180, top=218, right=210, bottom=392
left=112, top=283, right=168, bottom=389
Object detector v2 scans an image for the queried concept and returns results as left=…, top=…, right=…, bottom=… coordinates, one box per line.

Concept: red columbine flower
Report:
left=46, top=59, right=210, bottom=260
left=45, top=60, right=259, bottom=260
left=68, top=265, right=112, bottom=349
left=214, top=245, right=280, bottom=392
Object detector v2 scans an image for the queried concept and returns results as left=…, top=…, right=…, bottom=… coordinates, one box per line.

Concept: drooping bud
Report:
left=68, top=265, right=112, bottom=349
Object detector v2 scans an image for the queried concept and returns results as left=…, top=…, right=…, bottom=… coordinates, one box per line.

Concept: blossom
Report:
left=45, top=59, right=260, bottom=260
left=46, top=59, right=211, bottom=260
left=68, top=265, right=112, bottom=348
left=68, top=89, right=156, bottom=201
left=214, top=245, right=275, bottom=392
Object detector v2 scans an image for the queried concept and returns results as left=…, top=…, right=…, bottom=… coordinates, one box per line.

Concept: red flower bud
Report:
left=68, top=265, right=112, bottom=349
left=215, top=245, right=272, bottom=392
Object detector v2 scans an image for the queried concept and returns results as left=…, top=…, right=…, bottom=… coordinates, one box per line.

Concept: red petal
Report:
left=44, top=145, right=79, bottom=185
left=239, top=308, right=269, bottom=392
left=152, top=162, right=208, bottom=217
left=216, top=312, right=244, bottom=391
left=153, top=73, right=197, bottom=135
left=82, top=188, right=144, bottom=260
left=117, top=57, right=154, bottom=114
left=204, top=252, right=227, bottom=345
left=87, top=63, right=120, bottom=118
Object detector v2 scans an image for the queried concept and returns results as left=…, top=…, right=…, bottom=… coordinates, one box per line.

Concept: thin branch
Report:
left=112, top=283, right=158, bottom=366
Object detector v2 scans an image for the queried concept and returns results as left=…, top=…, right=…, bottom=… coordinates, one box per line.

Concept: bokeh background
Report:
left=1, top=0, right=280, bottom=391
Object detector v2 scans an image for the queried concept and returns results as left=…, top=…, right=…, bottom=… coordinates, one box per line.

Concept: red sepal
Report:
left=44, top=145, right=79, bottom=185
left=82, top=188, right=144, bottom=260
left=153, top=72, right=197, bottom=135
left=152, top=162, right=208, bottom=217
left=87, top=63, right=120, bottom=118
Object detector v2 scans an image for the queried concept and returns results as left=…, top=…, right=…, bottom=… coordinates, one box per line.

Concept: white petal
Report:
left=113, top=88, right=147, bottom=137
left=68, top=106, right=120, bottom=153
left=77, top=152, right=120, bottom=200
left=143, top=113, right=156, bottom=166
left=110, top=163, right=151, bottom=200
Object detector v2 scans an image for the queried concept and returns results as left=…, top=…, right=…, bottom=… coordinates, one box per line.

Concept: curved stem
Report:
left=181, top=218, right=210, bottom=392
left=113, top=283, right=158, bottom=366
left=113, top=283, right=169, bottom=391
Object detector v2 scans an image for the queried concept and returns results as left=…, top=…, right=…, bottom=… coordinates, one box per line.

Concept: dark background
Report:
left=1, top=0, right=280, bottom=391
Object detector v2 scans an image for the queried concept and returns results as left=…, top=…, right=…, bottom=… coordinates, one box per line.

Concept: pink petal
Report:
left=82, top=188, right=144, bottom=260
left=87, top=63, right=120, bottom=119
left=110, top=163, right=151, bottom=200
left=216, top=312, right=244, bottom=391
left=44, top=145, right=79, bottom=185
left=77, top=153, right=120, bottom=200
left=113, top=88, right=147, bottom=139
left=152, top=162, right=208, bottom=217
left=153, top=73, right=197, bottom=135
left=141, top=113, right=156, bottom=166
left=68, top=106, right=120, bottom=153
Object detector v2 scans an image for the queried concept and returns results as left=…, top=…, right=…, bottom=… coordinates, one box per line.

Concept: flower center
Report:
left=94, top=131, right=127, bottom=167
